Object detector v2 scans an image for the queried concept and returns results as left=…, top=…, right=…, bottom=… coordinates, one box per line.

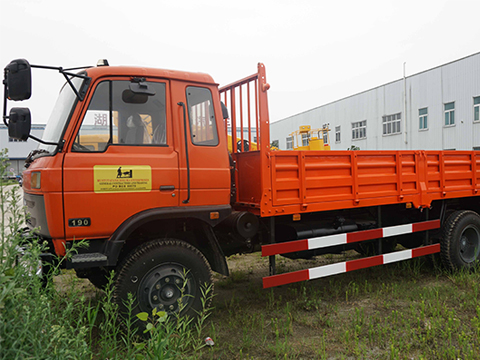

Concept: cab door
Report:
left=171, top=82, right=230, bottom=207
left=63, top=78, right=179, bottom=240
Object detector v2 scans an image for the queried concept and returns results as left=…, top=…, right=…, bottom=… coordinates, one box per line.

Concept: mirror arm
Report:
left=3, top=68, right=8, bottom=126
left=29, top=64, right=91, bottom=101
left=2, top=100, right=7, bottom=127
left=30, top=64, right=62, bottom=71
left=61, top=72, right=84, bottom=101
left=28, top=133, right=61, bottom=147
left=63, top=66, right=93, bottom=72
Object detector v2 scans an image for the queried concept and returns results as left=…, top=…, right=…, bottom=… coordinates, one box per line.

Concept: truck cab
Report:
left=14, top=62, right=232, bottom=256
left=4, top=59, right=252, bottom=323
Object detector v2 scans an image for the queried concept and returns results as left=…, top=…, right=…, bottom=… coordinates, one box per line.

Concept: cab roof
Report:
left=85, top=65, right=217, bottom=86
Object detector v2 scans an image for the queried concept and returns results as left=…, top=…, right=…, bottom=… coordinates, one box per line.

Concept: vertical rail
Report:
left=269, top=217, right=276, bottom=276
left=219, top=65, right=268, bottom=155
left=439, top=152, right=446, bottom=197
left=255, top=78, right=260, bottom=143
left=239, top=84, right=244, bottom=151
left=472, top=152, right=478, bottom=194
left=352, top=152, right=359, bottom=204
left=247, top=83, right=252, bottom=146
left=218, top=64, right=271, bottom=211
left=230, top=87, right=237, bottom=153
left=223, top=92, right=228, bottom=141
left=396, top=152, right=404, bottom=200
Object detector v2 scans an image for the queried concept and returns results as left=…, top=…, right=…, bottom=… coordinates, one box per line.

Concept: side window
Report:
left=73, top=80, right=167, bottom=152
left=186, top=87, right=219, bottom=146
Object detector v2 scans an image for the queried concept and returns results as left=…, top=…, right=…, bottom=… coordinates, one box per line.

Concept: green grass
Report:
left=0, top=152, right=214, bottom=360
left=204, top=255, right=480, bottom=359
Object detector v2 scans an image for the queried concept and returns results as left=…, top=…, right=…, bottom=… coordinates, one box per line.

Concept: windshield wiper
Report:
left=24, top=149, right=50, bottom=168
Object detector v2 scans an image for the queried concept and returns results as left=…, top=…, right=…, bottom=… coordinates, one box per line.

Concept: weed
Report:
left=0, top=151, right=215, bottom=360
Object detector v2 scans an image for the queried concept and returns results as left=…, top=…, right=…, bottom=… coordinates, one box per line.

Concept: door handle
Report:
left=160, top=185, right=175, bottom=191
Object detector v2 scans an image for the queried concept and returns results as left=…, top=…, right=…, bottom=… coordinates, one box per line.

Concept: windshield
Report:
left=38, top=76, right=84, bottom=153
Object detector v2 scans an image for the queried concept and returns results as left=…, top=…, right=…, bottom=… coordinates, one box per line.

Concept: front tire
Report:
left=441, top=210, right=480, bottom=271
left=113, top=239, right=213, bottom=326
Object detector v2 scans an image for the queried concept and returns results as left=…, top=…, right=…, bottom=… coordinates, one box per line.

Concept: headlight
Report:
left=31, top=171, right=41, bottom=189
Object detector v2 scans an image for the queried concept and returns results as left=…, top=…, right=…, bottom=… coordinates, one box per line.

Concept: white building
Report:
left=0, top=124, right=45, bottom=175
left=271, top=52, right=480, bottom=151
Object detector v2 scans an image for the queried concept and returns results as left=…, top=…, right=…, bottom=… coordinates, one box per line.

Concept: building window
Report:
left=419, top=108, right=428, bottom=130
left=8, top=137, right=27, bottom=142
left=352, top=120, right=366, bottom=140
left=335, top=126, right=341, bottom=143
left=444, top=102, right=455, bottom=126
left=301, top=133, right=309, bottom=147
left=286, top=136, right=293, bottom=150
left=382, top=113, right=401, bottom=135
left=474, top=96, right=480, bottom=122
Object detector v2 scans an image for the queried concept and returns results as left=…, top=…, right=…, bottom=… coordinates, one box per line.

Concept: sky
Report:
left=1, top=0, right=479, bottom=125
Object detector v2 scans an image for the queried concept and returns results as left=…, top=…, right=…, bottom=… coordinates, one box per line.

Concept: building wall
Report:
left=271, top=52, right=480, bottom=151
left=0, top=125, right=45, bottom=175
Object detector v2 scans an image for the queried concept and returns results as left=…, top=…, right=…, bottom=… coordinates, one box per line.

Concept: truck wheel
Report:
left=441, top=210, right=480, bottom=271
left=113, top=239, right=213, bottom=326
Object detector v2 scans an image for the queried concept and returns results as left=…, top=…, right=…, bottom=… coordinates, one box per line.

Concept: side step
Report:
left=262, top=243, right=440, bottom=288
left=69, top=253, right=108, bottom=268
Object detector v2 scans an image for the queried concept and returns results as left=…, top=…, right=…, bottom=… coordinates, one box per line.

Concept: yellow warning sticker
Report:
left=94, top=165, right=152, bottom=193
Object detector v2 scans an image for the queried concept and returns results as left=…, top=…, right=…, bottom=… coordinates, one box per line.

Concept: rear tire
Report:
left=113, top=239, right=213, bottom=330
left=441, top=210, right=480, bottom=271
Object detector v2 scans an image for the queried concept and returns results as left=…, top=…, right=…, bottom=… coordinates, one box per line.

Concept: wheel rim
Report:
left=459, top=225, right=480, bottom=263
left=137, top=263, right=195, bottom=314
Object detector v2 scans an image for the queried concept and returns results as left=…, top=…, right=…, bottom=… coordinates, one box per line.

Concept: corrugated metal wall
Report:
left=0, top=125, right=45, bottom=173
left=271, top=52, right=480, bottom=151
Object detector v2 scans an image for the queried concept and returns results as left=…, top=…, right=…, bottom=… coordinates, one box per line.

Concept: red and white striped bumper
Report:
left=263, top=244, right=440, bottom=288
left=262, top=219, right=441, bottom=289
left=262, top=220, right=440, bottom=257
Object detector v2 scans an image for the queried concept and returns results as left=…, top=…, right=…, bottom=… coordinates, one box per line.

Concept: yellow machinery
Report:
left=288, top=124, right=331, bottom=150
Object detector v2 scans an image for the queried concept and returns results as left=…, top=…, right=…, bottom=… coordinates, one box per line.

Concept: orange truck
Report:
left=3, top=59, right=480, bottom=321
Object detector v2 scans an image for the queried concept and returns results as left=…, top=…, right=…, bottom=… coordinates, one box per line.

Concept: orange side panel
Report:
left=248, top=150, right=480, bottom=217
left=235, top=152, right=262, bottom=205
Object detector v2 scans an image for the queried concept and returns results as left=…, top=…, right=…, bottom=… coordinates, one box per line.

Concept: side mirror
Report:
left=9, top=108, right=31, bottom=141
left=5, top=59, right=32, bottom=101
left=221, top=102, right=229, bottom=120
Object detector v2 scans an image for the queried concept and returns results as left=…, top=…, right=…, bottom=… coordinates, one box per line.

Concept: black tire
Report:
left=441, top=210, right=480, bottom=271
left=113, top=239, right=213, bottom=327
